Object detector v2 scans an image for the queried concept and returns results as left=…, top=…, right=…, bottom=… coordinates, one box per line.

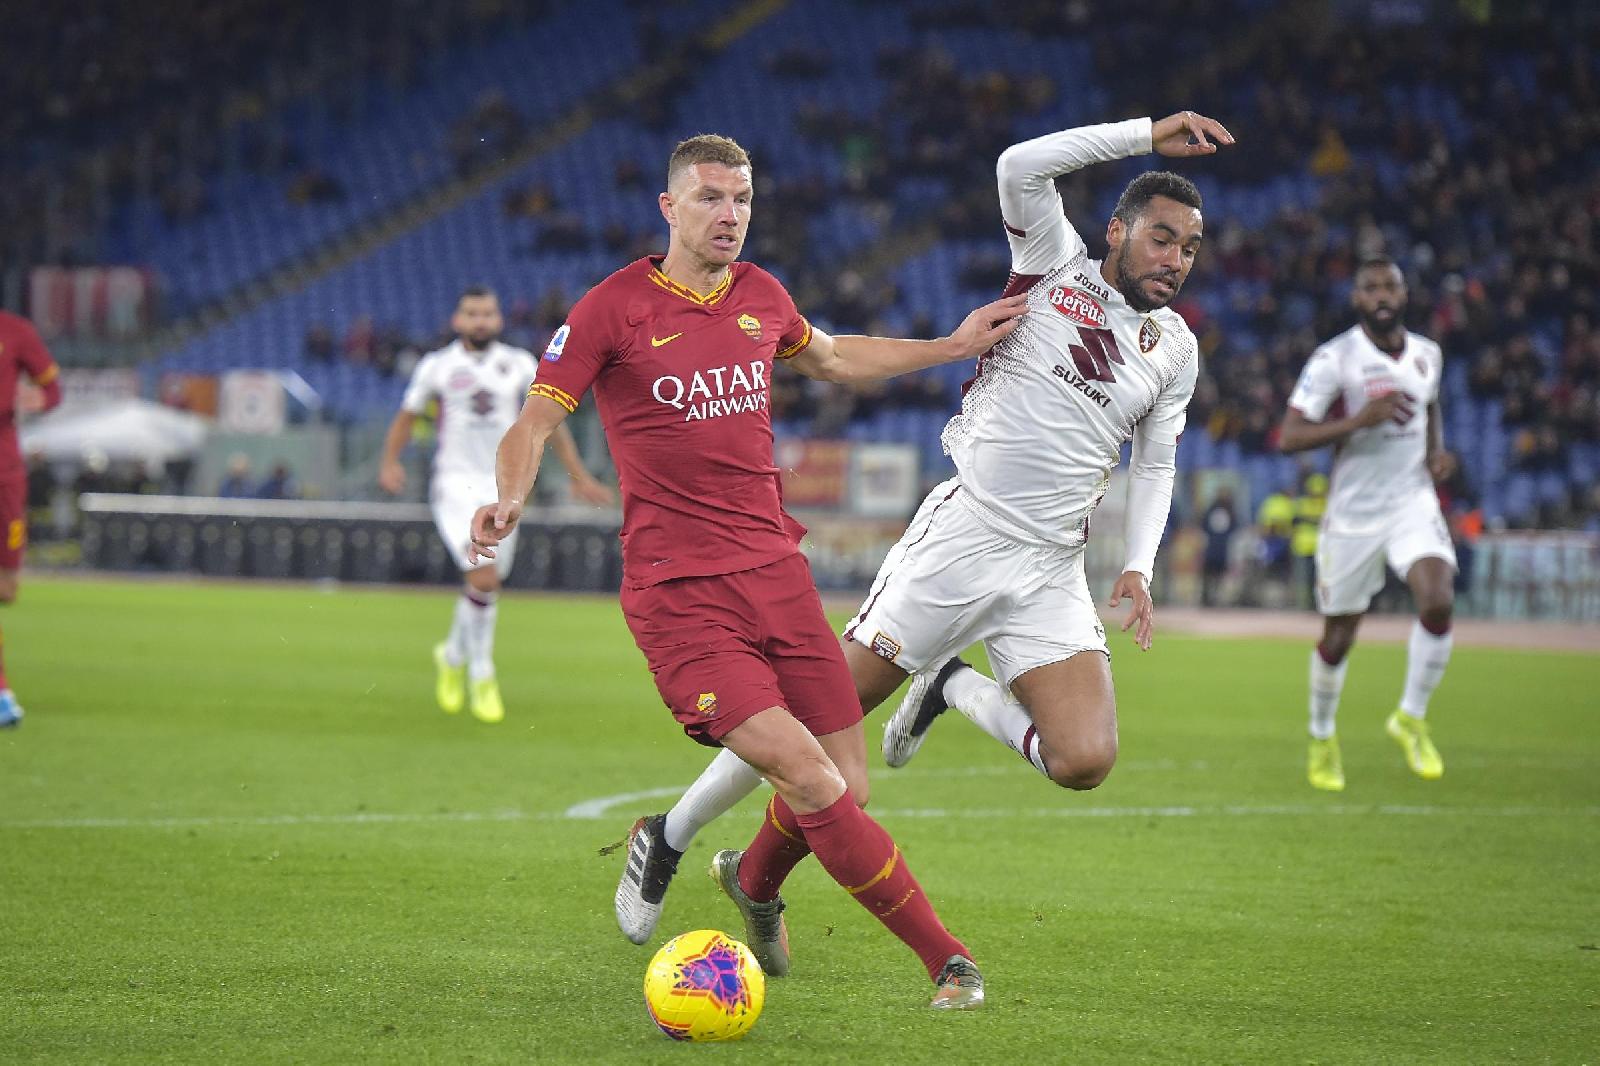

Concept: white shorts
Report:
left=432, top=479, right=516, bottom=577
left=845, top=478, right=1107, bottom=693
left=1315, top=495, right=1456, bottom=616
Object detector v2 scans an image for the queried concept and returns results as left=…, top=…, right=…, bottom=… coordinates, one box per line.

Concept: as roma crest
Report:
left=738, top=313, right=762, bottom=341
left=696, top=692, right=718, bottom=717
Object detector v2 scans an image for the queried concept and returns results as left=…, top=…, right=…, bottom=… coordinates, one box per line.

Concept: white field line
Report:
left=3, top=801, right=1595, bottom=831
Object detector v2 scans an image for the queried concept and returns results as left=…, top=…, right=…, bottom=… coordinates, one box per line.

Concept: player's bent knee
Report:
left=1043, top=742, right=1117, bottom=791
left=0, top=578, right=18, bottom=604
left=1419, top=602, right=1453, bottom=633
left=769, top=754, right=849, bottom=814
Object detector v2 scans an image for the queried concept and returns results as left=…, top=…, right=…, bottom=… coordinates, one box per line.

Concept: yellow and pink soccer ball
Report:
left=643, top=929, right=765, bottom=1041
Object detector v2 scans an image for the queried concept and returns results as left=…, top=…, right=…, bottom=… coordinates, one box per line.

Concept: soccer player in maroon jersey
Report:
left=0, top=312, right=64, bottom=727
left=468, top=134, right=1025, bottom=1009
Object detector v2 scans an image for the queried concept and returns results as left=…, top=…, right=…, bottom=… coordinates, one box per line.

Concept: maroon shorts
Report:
left=620, top=552, right=862, bottom=747
left=0, top=476, right=24, bottom=570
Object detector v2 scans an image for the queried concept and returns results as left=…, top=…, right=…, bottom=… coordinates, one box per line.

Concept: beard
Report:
left=1114, top=253, right=1179, bottom=312
left=1358, top=305, right=1402, bottom=335
left=462, top=331, right=499, bottom=351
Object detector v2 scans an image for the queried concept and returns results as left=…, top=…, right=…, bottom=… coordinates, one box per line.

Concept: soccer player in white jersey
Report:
left=1279, top=257, right=1457, bottom=790
left=614, top=112, right=1234, bottom=944
left=379, top=286, right=612, bottom=723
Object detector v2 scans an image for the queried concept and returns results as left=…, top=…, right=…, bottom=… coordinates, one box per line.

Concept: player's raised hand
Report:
left=377, top=458, right=406, bottom=495
left=1354, top=390, right=1415, bottom=429
left=1152, top=111, right=1235, bottom=158
left=1108, top=570, right=1156, bottom=651
left=467, top=498, right=524, bottom=564
left=945, top=295, right=1029, bottom=361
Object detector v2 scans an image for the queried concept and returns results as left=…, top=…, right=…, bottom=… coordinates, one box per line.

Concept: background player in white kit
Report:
left=614, top=111, right=1235, bottom=944
left=379, top=286, right=612, bottom=723
left=1279, top=257, right=1456, bottom=791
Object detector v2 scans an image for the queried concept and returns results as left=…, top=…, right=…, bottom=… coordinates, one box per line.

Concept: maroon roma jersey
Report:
left=0, top=312, right=63, bottom=479
left=530, top=257, right=814, bottom=589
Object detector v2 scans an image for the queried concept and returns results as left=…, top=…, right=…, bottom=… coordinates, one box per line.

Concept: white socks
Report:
left=449, top=587, right=499, bottom=682
left=663, top=748, right=764, bottom=852
left=1308, top=647, right=1348, bottom=740
left=1400, top=621, right=1452, bottom=719
left=943, top=665, right=1050, bottom=777
left=445, top=594, right=473, bottom=666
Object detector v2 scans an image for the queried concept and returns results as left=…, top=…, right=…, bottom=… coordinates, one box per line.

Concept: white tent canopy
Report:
left=21, top=399, right=212, bottom=464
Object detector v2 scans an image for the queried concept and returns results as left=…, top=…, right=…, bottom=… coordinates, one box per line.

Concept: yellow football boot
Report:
left=1307, top=735, right=1345, bottom=792
left=470, top=676, right=505, bottom=724
left=433, top=643, right=465, bottom=714
left=1386, top=710, right=1442, bottom=779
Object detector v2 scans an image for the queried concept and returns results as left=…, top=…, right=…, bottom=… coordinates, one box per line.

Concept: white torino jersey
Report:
left=1288, top=325, right=1443, bottom=536
left=402, top=340, right=539, bottom=482
left=944, top=118, right=1199, bottom=546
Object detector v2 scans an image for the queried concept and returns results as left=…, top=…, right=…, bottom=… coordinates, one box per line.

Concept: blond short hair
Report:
left=666, top=134, right=752, bottom=190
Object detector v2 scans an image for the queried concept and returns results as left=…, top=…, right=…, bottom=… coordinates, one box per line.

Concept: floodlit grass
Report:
left=3, top=577, right=1596, bottom=1064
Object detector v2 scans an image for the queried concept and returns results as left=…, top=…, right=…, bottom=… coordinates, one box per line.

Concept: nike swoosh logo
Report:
left=650, top=333, right=684, bottom=348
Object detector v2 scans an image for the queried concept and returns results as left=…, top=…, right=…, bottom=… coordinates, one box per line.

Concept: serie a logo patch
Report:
left=544, top=323, right=570, bottom=362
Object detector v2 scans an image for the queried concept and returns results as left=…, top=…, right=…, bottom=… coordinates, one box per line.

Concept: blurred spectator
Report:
left=25, top=451, right=54, bottom=510
left=448, top=90, right=528, bottom=176
left=1201, top=487, right=1239, bottom=607
left=1257, top=483, right=1295, bottom=582
left=256, top=462, right=297, bottom=500
left=304, top=323, right=336, bottom=363
left=503, top=181, right=556, bottom=220
left=287, top=166, right=346, bottom=204
left=1292, top=471, right=1328, bottom=608
left=343, top=316, right=376, bottom=364
left=217, top=454, right=254, bottom=498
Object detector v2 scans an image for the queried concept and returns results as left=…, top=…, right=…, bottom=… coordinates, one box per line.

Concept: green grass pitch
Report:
left=2, top=576, right=1596, bottom=1064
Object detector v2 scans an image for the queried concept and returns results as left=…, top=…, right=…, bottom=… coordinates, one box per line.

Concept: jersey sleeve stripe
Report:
left=34, top=364, right=59, bottom=385
left=528, top=382, right=578, bottom=412
left=775, top=318, right=813, bottom=360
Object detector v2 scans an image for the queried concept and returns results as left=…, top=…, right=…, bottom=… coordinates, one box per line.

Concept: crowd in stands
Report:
left=0, top=0, right=557, bottom=267
left=13, top=2, right=1598, bottom=533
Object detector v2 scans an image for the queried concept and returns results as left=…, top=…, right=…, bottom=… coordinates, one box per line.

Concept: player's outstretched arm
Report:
left=1279, top=391, right=1413, bottom=453
left=467, top=394, right=570, bottom=563
left=1425, top=401, right=1456, bottom=482
left=377, top=409, right=416, bottom=495
left=1115, top=421, right=1179, bottom=652
left=548, top=422, right=615, bottom=507
left=784, top=295, right=1027, bottom=385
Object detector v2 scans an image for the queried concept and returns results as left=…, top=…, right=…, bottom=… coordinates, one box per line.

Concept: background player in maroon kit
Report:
left=469, top=134, right=1025, bottom=1009
left=0, top=311, right=64, bottom=727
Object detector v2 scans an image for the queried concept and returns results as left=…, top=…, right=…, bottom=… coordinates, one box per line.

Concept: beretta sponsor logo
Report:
left=1048, top=287, right=1107, bottom=328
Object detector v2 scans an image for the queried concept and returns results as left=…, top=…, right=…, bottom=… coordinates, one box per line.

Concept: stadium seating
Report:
left=101, top=2, right=1598, bottom=527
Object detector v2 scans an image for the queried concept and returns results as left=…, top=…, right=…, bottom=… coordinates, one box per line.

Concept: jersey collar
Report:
left=646, top=256, right=734, bottom=306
